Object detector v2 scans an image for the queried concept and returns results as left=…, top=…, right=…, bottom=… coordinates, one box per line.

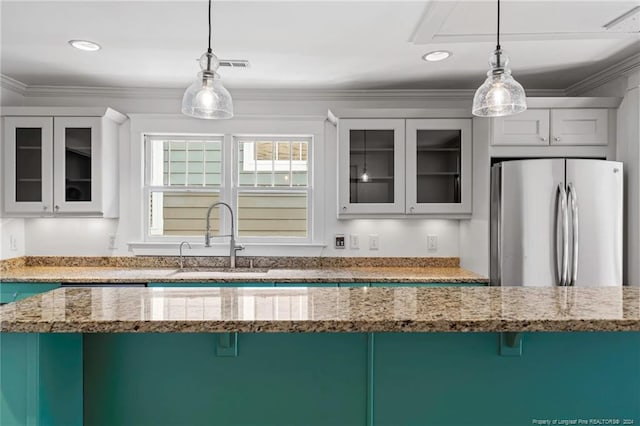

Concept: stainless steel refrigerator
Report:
left=490, top=159, right=623, bottom=287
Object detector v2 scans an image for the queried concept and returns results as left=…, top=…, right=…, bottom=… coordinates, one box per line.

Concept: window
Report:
left=146, top=136, right=222, bottom=237
left=236, top=138, right=310, bottom=238
left=144, top=135, right=311, bottom=241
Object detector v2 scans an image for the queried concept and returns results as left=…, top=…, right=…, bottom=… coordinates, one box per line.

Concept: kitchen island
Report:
left=1, top=285, right=639, bottom=426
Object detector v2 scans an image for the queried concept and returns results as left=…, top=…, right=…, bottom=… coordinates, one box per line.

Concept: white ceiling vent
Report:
left=218, top=59, right=250, bottom=68
left=604, top=6, right=640, bottom=33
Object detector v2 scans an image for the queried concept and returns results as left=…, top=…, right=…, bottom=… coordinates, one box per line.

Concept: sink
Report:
left=169, top=267, right=270, bottom=277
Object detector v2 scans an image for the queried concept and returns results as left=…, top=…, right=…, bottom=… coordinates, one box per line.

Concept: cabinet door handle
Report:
left=409, top=206, right=415, bottom=213
left=554, top=137, right=561, bottom=142
left=342, top=206, right=347, bottom=211
left=540, top=136, right=547, bottom=141
left=43, top=205, right=48, bottom=211
left=54, top=205, right=60, bottom=211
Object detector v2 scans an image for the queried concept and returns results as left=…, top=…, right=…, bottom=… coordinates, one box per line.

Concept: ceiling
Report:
left=1, top=0, right=639, bottom=91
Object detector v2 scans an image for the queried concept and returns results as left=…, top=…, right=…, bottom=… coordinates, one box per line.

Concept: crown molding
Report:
left=0, top=78, right=565, bottom=102
left=0, top=74, right=27, bottom=95
left=565, top=52, right=640, bottom=96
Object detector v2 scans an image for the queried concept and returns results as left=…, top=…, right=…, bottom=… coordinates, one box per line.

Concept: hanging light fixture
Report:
left=361, top=130, right=369, bottom=182
left=182, top=0, right=233, bottom=119
left=472, top=0, right=526, bottom=117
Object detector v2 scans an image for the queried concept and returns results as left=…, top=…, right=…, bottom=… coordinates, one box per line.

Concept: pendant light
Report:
left=182, top=0, right=233, bottom=119
left=361, top=130, right=369, bottom=182
left=472, top=0, right=526, bottom=117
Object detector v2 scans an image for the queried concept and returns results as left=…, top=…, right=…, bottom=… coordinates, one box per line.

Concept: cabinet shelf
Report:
left=17, top=146, right=42, bottom=150
left=66, top=178, right=92, bottom=182
left=417, top=172, right=460, bottom=176
left=350, top=148, right=394, bottom=153
left=417, top=148, right=460, bottom=152
left=17, top=178, right=42, bottom=182
left=350, top=176, right=394, bottom=182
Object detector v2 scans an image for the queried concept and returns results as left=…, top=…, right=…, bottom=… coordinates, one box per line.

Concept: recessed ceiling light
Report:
left=422, top=51, right=452, bottom=62
left=68, top=40, right=101, bottom=52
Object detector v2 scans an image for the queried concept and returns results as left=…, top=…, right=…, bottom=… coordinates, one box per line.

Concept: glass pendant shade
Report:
left=182, top=71, right=233, bottom=119
left=181, top=40, right=233, bottom=119
left=472, top=49, right=526, bottom=117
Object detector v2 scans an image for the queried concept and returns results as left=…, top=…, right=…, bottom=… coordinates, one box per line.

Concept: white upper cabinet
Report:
left=491, top=108, right=609, bottom=146
left=550, top=109, right=608, bottom=146
left=492, top=109, right=550, bottom=146
left=4, top=117, right=54, bottom=214
left=338, top=119, right=406, bottom=215
left=3, top=107, right=126, bottom=217
left=405, top=119, right=472, bottom=215
left=338, top=117, right=472, bottom=217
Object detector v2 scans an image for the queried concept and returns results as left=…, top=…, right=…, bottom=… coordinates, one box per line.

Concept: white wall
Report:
left=3, top=90, right=468, bottom=260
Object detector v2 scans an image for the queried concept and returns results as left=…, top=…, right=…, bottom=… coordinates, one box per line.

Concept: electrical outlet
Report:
left=108, top=235, right=117, bottom=250
left=427, top=234, right=438, bottom=251
left=335, top=234, right=346, bottom=249
left=9, top=235, right=17, bottom=251
left=350, top=234, right=360, bottom=249
left=369, top=234, right=379, bottom=250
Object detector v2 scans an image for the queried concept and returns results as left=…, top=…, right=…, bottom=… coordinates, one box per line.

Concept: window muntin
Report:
left=238, top=139, right=308, bottom=187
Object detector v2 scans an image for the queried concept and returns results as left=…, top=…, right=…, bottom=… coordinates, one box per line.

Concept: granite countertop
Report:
left=0, top=266, right=487, bottom=284
left=1, top=286, right=638, bottom=333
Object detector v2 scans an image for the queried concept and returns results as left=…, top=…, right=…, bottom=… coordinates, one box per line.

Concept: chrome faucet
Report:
left=205, top=201, right=244, bottom=268
left=179, top=241, right=192, bottom=269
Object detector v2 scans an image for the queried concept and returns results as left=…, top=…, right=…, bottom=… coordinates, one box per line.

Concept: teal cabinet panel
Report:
left=373, top=332, right=640, bottom=426
left=0, top=283, right=60, bottom=304
left=84, top=333, right=368, bottom=426
left=0, top=333, right=82, bottom=426
left=370, top=282, right=486, bottom=287
left=339, top=283, right=370, bottom=287
left=148, top=282, right=275, bottom=287
left=274, top=282, right=339, bottom=287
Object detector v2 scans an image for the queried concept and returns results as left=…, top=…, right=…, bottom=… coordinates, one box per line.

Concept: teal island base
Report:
left=2, top=332, right=639, bottom=426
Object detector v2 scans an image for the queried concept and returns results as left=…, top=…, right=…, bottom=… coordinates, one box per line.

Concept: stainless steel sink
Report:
left=169, top=267, right=270, bottom=276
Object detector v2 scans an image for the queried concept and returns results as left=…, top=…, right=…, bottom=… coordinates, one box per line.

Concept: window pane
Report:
left=238, top=192, right=307, bottom=237
left=149, top=191, right=219, bottom=236
left=149, top=138, right=222, bottom=187
left=237, top=139, right=309, bottom=188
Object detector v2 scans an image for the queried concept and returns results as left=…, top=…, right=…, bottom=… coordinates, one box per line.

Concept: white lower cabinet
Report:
left=338, top=118, right=471, bottom=217
left=2, top=108, right=126, bottom=217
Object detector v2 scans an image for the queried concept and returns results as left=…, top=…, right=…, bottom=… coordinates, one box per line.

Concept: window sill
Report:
left=128, top=241, right=328, bottom=257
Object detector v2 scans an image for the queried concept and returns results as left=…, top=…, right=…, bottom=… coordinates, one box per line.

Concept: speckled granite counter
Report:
left=2, top=286, right=638, bottom=333
left=0, top=266, right=486, bottom=283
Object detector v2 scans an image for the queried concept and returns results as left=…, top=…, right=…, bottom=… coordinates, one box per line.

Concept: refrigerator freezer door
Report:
left=565, top=160, right=623, bottom=286
left=491, top=159, right=565, bottom=286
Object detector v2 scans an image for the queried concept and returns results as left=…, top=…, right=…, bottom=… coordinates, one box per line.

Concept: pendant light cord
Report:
left=363, top=130, right=367, bottom=172
left=208, top=0, right=212, bottom=53
left=496, top=0, right=501, bottom=51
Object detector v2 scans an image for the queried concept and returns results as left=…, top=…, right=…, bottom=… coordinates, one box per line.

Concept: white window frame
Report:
left=143, top=134, right=225, bottom=243
left=142, top=132, right=313, bottom=244
left=233, top=135, right=313, bottom=244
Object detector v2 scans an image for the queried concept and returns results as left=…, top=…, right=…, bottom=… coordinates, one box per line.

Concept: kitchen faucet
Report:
left=178, top=241, right=192, bottom=270
left=205, top=201, right=244, bottom=268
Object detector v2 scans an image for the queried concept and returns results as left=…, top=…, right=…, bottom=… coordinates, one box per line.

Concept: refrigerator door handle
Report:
left=558, top=184, right=569, bottom=286
left=568, top=183, right=578, bottom=286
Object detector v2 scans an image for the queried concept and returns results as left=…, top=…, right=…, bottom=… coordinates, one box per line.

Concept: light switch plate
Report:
left=369, top=234, right=379, bottom=250
left=427, top=234, right=438, bottom=251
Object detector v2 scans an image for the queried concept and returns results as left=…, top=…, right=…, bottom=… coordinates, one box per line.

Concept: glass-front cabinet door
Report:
left=53, top=117, right=102, bottom=213
left=338, top=119, right=405, bottom=214
left=405, top=119, right=472, bottom=215
left=3, top=117, right=54, bottom=214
